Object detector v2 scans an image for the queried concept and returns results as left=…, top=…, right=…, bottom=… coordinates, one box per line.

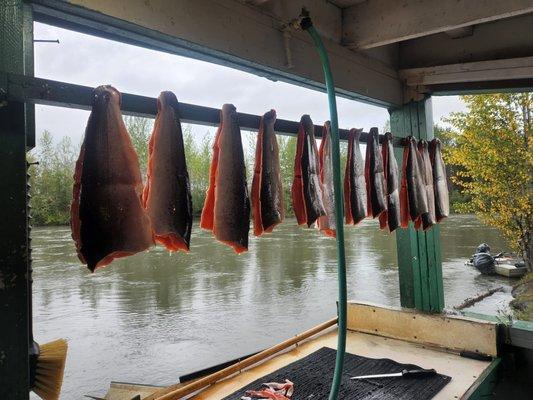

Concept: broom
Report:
left=30, top=339, right=68, bottom=400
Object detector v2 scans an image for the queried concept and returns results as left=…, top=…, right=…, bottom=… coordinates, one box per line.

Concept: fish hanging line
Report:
left=288, top=9, right=348, bottom=400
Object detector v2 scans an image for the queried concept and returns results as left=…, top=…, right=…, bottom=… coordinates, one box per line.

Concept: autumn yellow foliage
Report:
left=445, top=94, right=532, bottom=271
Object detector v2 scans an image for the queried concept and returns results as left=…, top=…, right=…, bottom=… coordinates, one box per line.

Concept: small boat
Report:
left=493, top=261, right=527, bottom=278
left=466, top=258, right=527, bottom=278
left=466, top=244, right=527, bottom=278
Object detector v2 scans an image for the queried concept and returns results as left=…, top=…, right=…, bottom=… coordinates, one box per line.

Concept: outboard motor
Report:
left=472, top=243, right=496, bottom=274
left=476, top=243, right=491, bottom=254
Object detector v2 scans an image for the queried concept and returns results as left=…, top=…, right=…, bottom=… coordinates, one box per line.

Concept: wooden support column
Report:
left=389, top=97, right=445, bottom=313
left=0, top=0, right=32, bottom=398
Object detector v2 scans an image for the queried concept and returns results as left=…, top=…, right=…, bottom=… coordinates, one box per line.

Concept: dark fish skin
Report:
left=317, top=121, right=336, bottom=237
left=400, top=136, right=428, bottom=227
left=251, top=110, right=284, bottom=236
left=416, top=140, right=436, bottom=230
left=71, top=85, right=153, bottom=271
left=344, top=128, right=367, bottom=225
left=212, top=104, right=250, bottom=252
left=365, top=127, right=387, bottom=218
left=429, top=138, right=450, bottom=221
left=379, top=132, right=401, bottom=232
left=292, top=115, right=326, bottom=227
left=142, top=91, right=192, bottom=251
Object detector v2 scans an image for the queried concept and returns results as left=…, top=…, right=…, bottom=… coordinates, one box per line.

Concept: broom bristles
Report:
left=33, top=339, right=68, bottom=400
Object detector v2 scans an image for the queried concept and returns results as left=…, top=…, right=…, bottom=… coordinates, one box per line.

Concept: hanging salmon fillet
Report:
left=378, top=132, right=401, bottom=232
left=317, top=121, right=336, bottom=237
left=71, top=85, right=153, bottom=272
left=200, top=104, right=250, bottom=253
left=291, top=115, right=326, bottom=227
left=365, top=127, right=387, bottom=219
left=429, top=138, right=450, bottom=222
left=251, top=110, right=284, bottom=236
left=415, top=140, right=437, bottom=231
left=142, top=91, right=192, bottom=251
left=344, top=128, right=367, bottom=225
left=399, top=136, right=429, bottom=228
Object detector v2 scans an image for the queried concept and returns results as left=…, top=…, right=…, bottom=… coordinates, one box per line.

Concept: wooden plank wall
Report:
left=347, top=302, right=498, bottom=356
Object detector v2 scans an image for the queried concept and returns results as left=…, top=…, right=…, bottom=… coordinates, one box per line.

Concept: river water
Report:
left=31, top=215, right=513, bottom=399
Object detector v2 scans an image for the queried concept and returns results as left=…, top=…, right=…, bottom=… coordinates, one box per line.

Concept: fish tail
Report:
left=323, top=227, right=336, bottom=238
left=156, top=233, right=190, bottom=252
left=263, top=221, right=281, bottom=234
left=220, top=239, right=248, bottom=254
left=92, top=250, right=139, bottom=272
left=379, top=210, right=388, bottom=230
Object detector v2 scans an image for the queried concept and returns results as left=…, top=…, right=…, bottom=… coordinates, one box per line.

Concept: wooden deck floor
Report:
left=103, top=303, right=498, bottom=399
left=192, top=328, right=492, bottom=399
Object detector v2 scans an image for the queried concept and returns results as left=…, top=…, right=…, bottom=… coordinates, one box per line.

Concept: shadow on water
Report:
left=30, top=215, right=514, bottom=398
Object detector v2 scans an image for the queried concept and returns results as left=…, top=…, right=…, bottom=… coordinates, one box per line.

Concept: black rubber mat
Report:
left=223, top=347, right=451, bottom=399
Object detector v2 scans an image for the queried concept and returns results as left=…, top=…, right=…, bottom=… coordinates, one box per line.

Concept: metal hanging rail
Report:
left=1, top=73, right=404, bottom=146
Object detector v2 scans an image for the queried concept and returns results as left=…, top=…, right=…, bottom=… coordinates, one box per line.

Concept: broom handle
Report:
left=146, top=317, right=338, bottom=400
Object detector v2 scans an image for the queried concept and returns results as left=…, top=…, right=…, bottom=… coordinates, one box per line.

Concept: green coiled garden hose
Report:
left=300, top=11, right=347, bottom=400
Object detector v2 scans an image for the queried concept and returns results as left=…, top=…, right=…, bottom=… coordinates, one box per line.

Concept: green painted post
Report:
left=389, top=97, right=445, bottom=313
left=0, top=1, right=32, bottom=398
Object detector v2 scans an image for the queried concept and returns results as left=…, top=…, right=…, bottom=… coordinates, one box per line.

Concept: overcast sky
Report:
left=34, top=22, right=466, bottom=147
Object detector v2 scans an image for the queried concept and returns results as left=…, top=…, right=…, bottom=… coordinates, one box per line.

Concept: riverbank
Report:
left=511, top=273, right=533, bottom=321
left=30, top=212, right=479, bottom=227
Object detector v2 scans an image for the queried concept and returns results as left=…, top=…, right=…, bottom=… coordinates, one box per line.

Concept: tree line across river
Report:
left=28, top=116, right=300, bottom=225
left=27, top=117, right=460, bottom=226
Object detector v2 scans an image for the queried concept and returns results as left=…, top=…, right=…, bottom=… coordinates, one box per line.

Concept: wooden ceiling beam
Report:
left=31, top=0, right=402, bottom=107
left=343, top=0, right=533, bottom=50
left=399, top=56, right=533, bottom=86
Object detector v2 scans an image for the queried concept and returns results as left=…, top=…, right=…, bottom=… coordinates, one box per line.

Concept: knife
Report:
left=350, top=368, right=437, bottom=380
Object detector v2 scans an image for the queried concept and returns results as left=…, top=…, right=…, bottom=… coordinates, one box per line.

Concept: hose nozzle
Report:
left=299, top=8, right=313, bottom=30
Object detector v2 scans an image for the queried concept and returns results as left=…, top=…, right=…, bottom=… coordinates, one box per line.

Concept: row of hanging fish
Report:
left=70, top=85, right=448, bottom=271
left=291, top=119, right=449, bottom=235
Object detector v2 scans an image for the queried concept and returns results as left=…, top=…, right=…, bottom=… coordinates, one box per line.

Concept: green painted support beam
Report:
left=23, top=2, right=35, bottom=150
left=0, top=0, right=31, bottom=398
left=389, top=98, right=445, bottom=313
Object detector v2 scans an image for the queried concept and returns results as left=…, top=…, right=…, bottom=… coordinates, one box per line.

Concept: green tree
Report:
left=29, top=131, right=78, bottom=225
left=125, top=115, right=153, bottom=179
left=445, top=93, right=532, bottom=271
left=184, top=127, right=213, bottom=216
left=433, top=124, right=471, bottom=210
left=383, top=118, right=391, bottom=133
left=277, top=135, right=297, bottom=215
